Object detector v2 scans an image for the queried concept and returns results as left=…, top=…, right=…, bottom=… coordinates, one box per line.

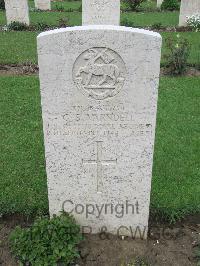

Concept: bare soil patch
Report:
left=0, top=64, right=200, bottom=78
left=0, top=214, right=199, bottom=266
left=0, top=64, right=38, bottom=76
left=160, top=67, right=200, bottom=77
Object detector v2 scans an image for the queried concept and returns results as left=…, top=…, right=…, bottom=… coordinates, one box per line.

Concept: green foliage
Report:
left=161, top=32, right=199, bottom=67
left=35, top=22, right=50, bottom=31
left=8, top=21, right=29, bottom=31
left=164, top=34, right=190, bottom=75
left=58, top=17, right=70, bottom=28
left=123, top=0, right=147, bottom=11
left=55, top=4, right=65, bottom=12
left=161, top=0, right=179, bottom=11
left=0, top=0, right=5, bottom=10
left=65, top=8, right=74, bottom=12
left=151, top=22, right=163, bottom=30
left=187, top=14, right=200, bottom=32
left=9, top=213, right=82, bottom=266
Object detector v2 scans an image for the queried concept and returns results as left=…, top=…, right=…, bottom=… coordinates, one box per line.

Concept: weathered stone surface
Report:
left=157, top=0, right=163, bottom=8
left=179, top=0, right=200, bottom=26
left=37, top=25, right=162, bottom=238
left=5, top=0, right=29, bottom=25
left=34, top=0, right=51, bottom=10
left=82, top=0, right=120, bottom=25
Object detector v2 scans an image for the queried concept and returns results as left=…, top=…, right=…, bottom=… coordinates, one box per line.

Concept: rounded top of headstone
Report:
left=37, top=25, right=162, bottom=40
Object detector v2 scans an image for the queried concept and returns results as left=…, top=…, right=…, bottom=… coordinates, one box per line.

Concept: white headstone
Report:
left=82, top=0, right=120, bottom=25
left=5, top=0, right=30, bottom=25
left=179, top=0, right=200, bottom=26
left=37, top=25, right=162, bottom=238
left=34, top=0, right=51, bottom=10
left=157, top=0, right=163, bottom=8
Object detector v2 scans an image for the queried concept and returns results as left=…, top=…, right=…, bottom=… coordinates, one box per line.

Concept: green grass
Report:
left=0, top=32, right=38, bottom=64
left=121, top=11, right=179, bottom=27
left=0, top=31, right=199, bottom=65
left=29, top=0, right=157, bottom=12
left=28, top=0, right=82, bottom=11
left=0, top=76, right=48, bottom=216
left=0, top=9, right=179, bottom=27
left=0, top=0, right=199, bottom=220
left=30, top=11, right=81, bottom=26
left=0, top=11, right=6, bottom=25
left=152, top=77, right=200, bottom=221
left=132, top=0, right=157, bottom=11
left=0, top=10, right=81, bottom=26
left=0, top=76, right=200, bottom=220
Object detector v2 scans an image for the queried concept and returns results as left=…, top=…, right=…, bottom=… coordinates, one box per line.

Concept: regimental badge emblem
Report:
left=73, top=47, right=126, bottom=100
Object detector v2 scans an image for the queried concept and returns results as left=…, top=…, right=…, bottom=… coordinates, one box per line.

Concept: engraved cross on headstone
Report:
left=82, top=141, right=117, bottom=193
left=82, top=0, right=120, bottom=26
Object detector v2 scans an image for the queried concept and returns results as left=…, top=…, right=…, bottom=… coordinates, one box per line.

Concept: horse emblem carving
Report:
left=73, top=47, right=126, bottom=100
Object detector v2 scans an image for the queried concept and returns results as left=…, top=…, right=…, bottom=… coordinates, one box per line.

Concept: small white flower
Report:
left=2, top=25, right=8, bottom=31
left=187, top=14, right=200, bottom=32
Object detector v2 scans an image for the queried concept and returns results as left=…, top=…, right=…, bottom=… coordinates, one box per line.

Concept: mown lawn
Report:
left=0, top=76, right=200, bottom=220
left=122, top=11, right=179, bottom=27
left=0, top=76, right=48, bottom=216
left=0, top=31, right=199, bottom=66
left=0, top=10, right=82, bottom=26
left=0, top=32, right=38, bottom=64
left=0, top=9, right=179, bottom=27
left=28, top=0, right=82, bottom=10
left=152, top=77, right=200, bottom=221
left=28, top=0, right=157, bottom=12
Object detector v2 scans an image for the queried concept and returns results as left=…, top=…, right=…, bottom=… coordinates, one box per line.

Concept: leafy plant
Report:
left=164, top=34, right=190, bottom=75
left=35, top=22, right=50, bottom=31
left=55, top=4, right=64, bottom=12
left=58, top=17, right=70, bottom=28
left=161, top=0, right=179, bottom=11
left=151, top=22, right=163, bottom=30
left=123, top=0, right=147, bottom=11
left=9, top=213, right=82, bottom=266
left=7, top=21, right=29, bottom=31
left=0, top=0, right=5, bottom=10
left=29, top=7, right=43, bottom=12
left=187, top=14, right=200, bottom=32
left=65, top=8, right=74, bottom=12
